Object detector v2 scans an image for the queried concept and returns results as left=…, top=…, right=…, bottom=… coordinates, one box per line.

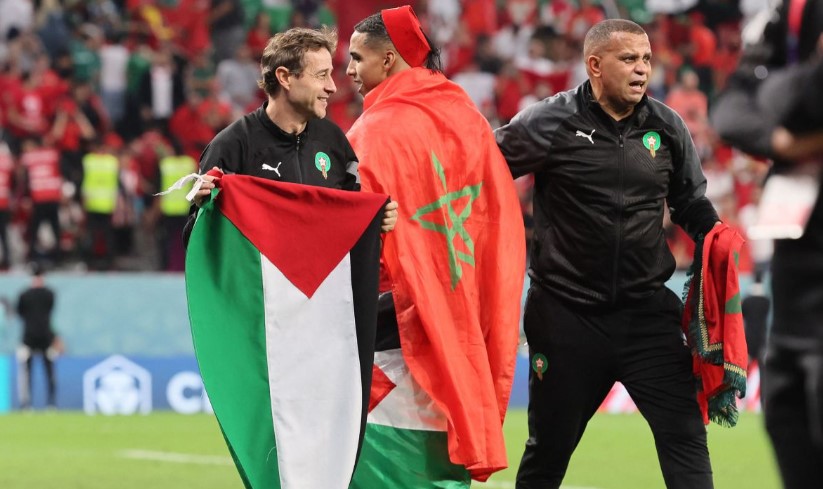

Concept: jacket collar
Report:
left=255, top=102, right=310, bottom=142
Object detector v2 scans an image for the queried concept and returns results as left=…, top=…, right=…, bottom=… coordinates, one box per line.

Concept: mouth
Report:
left=629, top=80, right=645, bottom=93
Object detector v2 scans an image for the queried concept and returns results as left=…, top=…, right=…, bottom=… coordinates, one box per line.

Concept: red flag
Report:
left=348, top=67, right=526, bottom=481
left=682, top=223, right=748, bottom=427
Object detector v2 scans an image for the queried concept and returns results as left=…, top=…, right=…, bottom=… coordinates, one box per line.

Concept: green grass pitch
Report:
left=0, top=410, right=779, bottom=488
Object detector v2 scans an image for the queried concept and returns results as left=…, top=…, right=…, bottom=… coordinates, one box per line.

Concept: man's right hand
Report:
left=193, top=168, right=224, bottom=207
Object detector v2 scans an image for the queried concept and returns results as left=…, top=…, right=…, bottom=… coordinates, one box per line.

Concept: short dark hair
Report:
left=258, top=27, right=338, bottom=97
left=354, top=13, right=442, bottom=73
left=583, top=19, right=647, bottom=58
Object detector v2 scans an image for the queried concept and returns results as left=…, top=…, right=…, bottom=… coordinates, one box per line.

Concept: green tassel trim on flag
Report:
left=708, top=388, right=740, bottom=428
left=682, top=233, right=724, bottom=365
left=705, top=362, right=747, bottom=428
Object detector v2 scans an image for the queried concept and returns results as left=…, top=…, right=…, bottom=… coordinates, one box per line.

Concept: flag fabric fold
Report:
left=682, top=222, right=748, bottom=427
left=347, top=67, right=526, bottom=482
left=185, top=174, right=387, bottom=488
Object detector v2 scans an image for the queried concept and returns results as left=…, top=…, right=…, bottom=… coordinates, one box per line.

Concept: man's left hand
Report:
left=382, top=200, right=399, bottom=232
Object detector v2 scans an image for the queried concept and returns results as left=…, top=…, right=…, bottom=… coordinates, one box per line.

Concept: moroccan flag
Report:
left=347, top=67, right=526, bottom=482
left=682, top=223, right=748, bottom=427
left=185, top=174, right=387, bottom=488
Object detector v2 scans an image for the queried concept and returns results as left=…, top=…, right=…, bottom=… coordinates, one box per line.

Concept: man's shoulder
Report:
left=213, top=110, right=261, bottom=142
left=645, top=97, right=688, bottom=130
left=310, top=117, right=347, bottom=136
left=512, top=85, right=581, bottom=128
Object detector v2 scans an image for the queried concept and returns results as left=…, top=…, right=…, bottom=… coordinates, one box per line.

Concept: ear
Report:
left=586, top=55, right=602, bottom=78
left=274, top=66, right=291, bottom=91
left=384, top=50, right=397, bottom=73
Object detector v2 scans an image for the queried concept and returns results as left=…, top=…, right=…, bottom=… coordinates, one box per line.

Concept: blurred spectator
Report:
left=246, top=11, right=273, bottom=60
left=80, top=136, right=119, bottom=270
left=69, top=23, right=102, bottom=85
left=209, top=0, right=245, bottom=65
left=99, top=31, right=129, bottom=127
left=665, top=68, right=711, bottom=157
left=20, top=137, right=62, bottom=264
left=4, top=69, right=49, bottom=155
left=34, top=0, right=71, bottom=61
left=0, top=0, right=34, bottom=45
left=137, top=47, right=185, bottom=136
left=565, top=0, right=605, bottom=44
left=49, top=81, right=98, bottom=200
left=185, top=49, right=216, bottom=99
left=169, top=91, right=216, bottom=161
left=215, top=44, right=260, bottom=118
left=153, top=148, right=196, bottom=271
left=452, top=60, right=496, bottom=119
left=16, top=262, right=60, bottom=410
left=0, top=139, right=13, bottom=269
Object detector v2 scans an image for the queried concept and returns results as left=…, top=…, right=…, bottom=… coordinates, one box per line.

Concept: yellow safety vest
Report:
left=81, top=153, right=119, bottom=214
left=160, top=155, right=196, bottom=216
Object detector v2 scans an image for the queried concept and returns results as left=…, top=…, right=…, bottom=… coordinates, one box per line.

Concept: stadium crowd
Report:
left=0, top=0, right=771, bottom=273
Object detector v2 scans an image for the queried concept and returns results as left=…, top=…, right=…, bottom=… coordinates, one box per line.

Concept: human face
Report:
left=288, top=48, right=336, bottom=120
left=592, top=32, right=651, bottom=118
left=347, top=31, right=389, bottom=97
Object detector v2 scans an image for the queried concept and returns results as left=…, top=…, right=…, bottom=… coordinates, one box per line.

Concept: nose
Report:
left=635, top=60, right=650, bottom=74
left=326, top=74, right=337, bottom=94
left=346, top=59, right=355, bottom=77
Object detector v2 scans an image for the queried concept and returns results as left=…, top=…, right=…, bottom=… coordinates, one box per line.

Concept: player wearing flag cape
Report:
left=345, top=5, right=526, bottom=486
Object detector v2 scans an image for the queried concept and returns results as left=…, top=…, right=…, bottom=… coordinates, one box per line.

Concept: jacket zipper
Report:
left=295, top=134, right=303, bottom=184
left=612, top=132, right=625, bottom=305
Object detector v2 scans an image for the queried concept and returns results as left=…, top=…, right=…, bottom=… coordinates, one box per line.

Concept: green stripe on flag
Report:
left=351, top=423, right=470, bottom=488
left=186, top=198, right=280, bottom=489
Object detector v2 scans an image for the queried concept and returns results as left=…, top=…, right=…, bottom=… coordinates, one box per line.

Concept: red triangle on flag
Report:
left=216, top=175, right=387, bottom=298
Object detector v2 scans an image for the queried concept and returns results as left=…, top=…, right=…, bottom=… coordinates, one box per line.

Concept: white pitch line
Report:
left=119, top=449, right=234, bottom=466
left=475, top=482, right=605, bottom=489
left=119, top=451, right=606, bottom=489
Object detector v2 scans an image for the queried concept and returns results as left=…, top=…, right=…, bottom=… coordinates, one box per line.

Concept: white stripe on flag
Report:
left=368, top=349, right=448, bottom=432
left=262, top=252, right=362, bottom=489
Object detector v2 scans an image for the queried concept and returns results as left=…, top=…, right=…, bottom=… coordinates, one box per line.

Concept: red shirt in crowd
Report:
left=21, top=147, right=62, bottom=204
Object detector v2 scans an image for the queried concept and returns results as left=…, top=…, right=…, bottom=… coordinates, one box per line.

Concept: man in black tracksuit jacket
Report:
left=187, top=27, right=397, bottom=237
left=711, top=1, right=823, bottom=487
left=495, top=19, right=719, bottom=489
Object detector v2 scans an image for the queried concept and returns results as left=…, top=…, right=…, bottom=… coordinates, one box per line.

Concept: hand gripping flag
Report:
left=348, top=67, right=526, bottom=483
left=185, top=174, right=387, bottom=489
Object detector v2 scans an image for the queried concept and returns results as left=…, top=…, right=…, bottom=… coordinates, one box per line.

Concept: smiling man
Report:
left=190, top=27, right=396, bottom=232
left=495, top=19, right=720, bottom=489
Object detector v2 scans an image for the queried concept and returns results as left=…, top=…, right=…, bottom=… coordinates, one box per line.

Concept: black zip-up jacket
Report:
left=182, top=103, right=360, bottom=247
left=198, top=103, right=359, bottom=189
left=495, top=81, right=718, bottom=307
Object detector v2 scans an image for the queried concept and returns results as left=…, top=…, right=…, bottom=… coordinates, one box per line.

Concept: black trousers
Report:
left=516, top=285, right=713, bottom=489
left=762, top=340, right=823, bottom=489
left=18, top=345, right=56, bottom=408
left=28, top=202, right=60, bottom=261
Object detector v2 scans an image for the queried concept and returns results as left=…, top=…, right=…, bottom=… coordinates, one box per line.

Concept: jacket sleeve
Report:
left=710, top=3, right=788, bottom=158
left=494, top=98, right=565, bottom=179
left=668, top=111, right=719, bottom=239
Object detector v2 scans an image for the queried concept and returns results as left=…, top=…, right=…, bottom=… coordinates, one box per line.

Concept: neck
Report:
left=387, top=56, right=413, bottom=78
left=590, top=81, right=634, bottom=121
left=266, top=96, right=308, bottom=134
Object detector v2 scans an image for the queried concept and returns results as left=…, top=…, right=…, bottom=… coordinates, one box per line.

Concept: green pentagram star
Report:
left=410, top=151, right=482, bottom=290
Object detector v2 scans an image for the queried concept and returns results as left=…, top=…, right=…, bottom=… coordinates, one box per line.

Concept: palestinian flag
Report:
left=352, top=349, right=471, bottom=488
left=185, top=174, right=386, bottom=488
